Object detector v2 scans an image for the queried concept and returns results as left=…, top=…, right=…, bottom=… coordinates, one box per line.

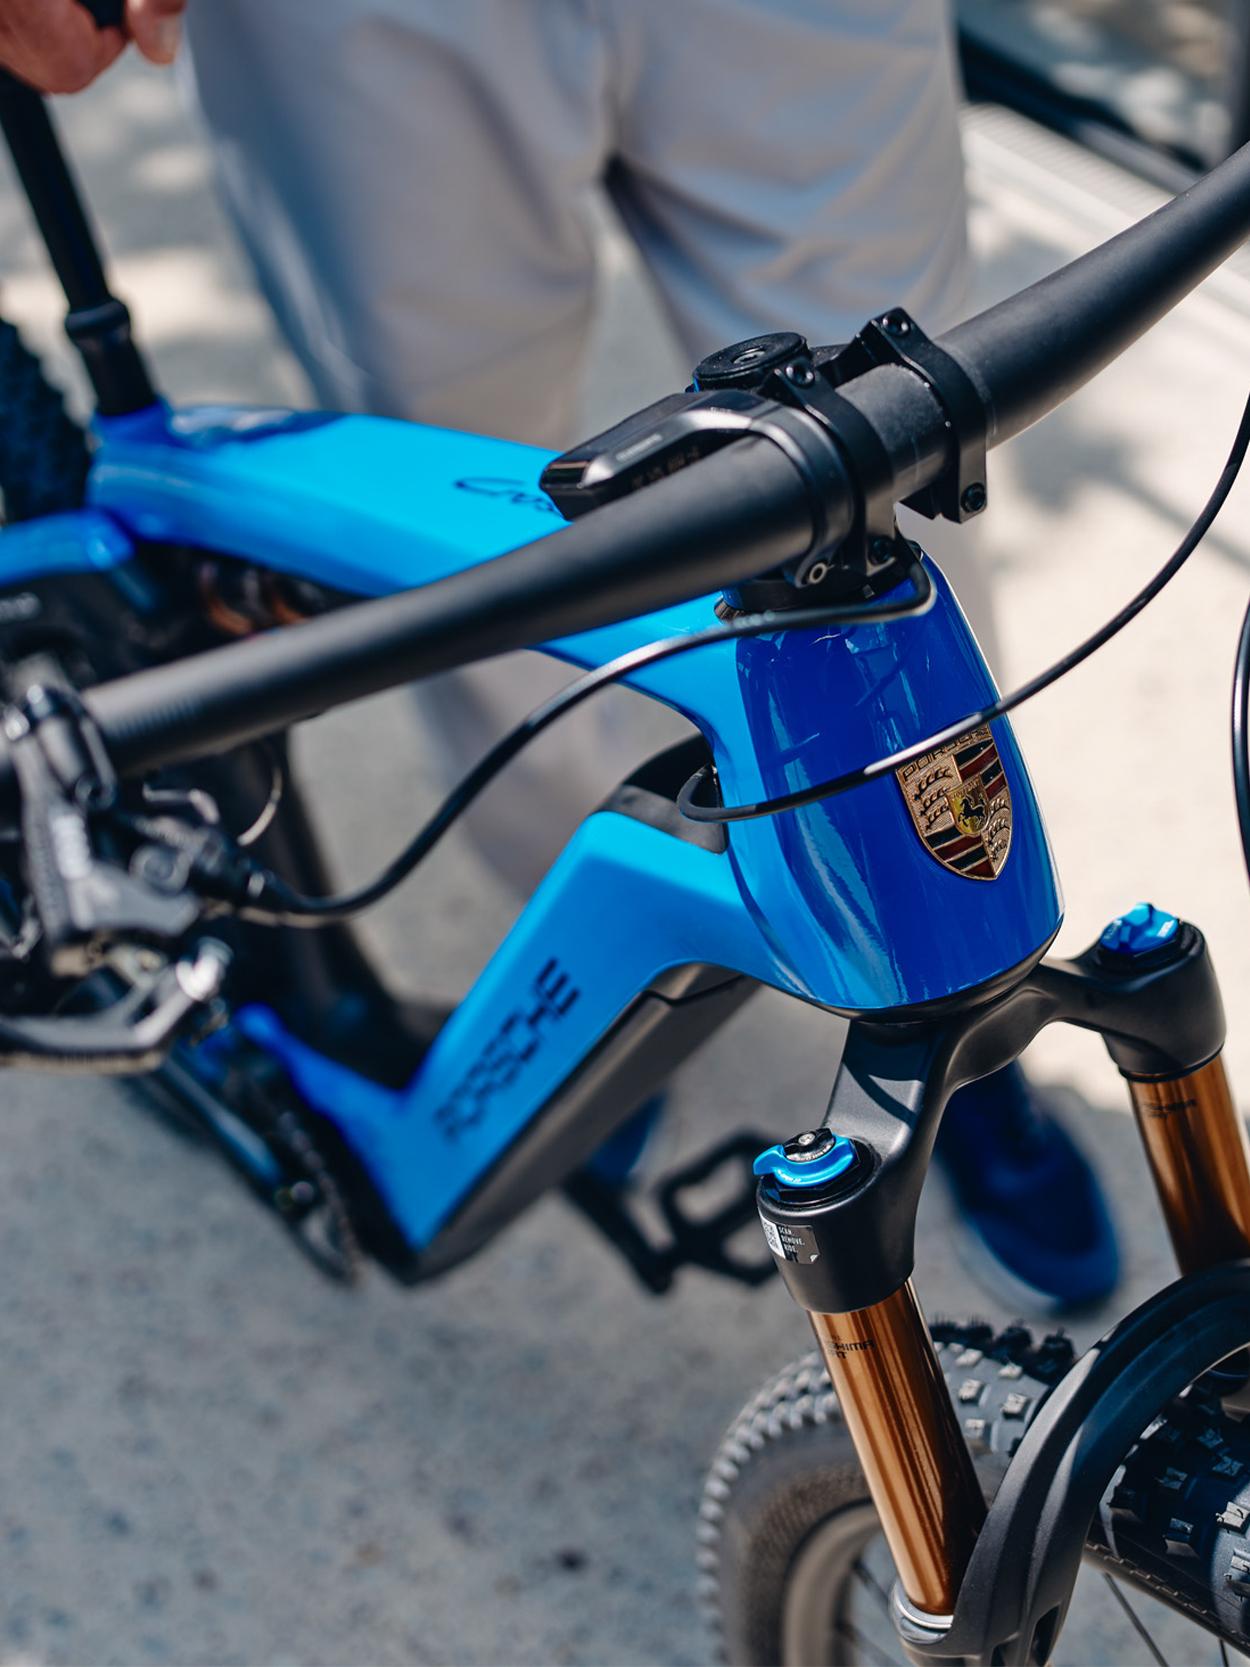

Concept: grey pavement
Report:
left=0, top=48, right=1248, bottom=1667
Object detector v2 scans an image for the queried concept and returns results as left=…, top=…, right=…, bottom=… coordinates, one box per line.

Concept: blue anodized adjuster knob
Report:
left=1098, top=901, right=1180, bottom=959
left=753, top=1129, right=857, bottom=1191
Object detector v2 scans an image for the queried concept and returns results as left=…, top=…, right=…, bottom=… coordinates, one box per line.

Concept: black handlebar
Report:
left=946, top=136, right=1250, bottom=447
left=4, top=132, right=1250, bottom=802
left=83, top=435, right=821, bottom=774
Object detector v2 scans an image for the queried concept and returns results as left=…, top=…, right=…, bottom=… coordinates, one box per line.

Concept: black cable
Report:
left=679, top=388, right=1250, bottom=825
left=1231, top=587, right=1250, bottom=887
left=239, top=553, right=934, bottom=926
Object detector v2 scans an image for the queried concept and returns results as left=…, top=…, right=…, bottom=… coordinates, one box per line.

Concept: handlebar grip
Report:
left=76, top=0, right=125, bottom=28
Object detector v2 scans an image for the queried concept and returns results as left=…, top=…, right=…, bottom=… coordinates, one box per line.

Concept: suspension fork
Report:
left=755, top=905, right=1233, bottom=1629
left=755, top=1052, right=989, bottom=1622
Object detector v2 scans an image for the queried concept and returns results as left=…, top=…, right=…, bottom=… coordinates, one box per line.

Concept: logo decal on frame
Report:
left=895, top=725, right=1012, bottom=881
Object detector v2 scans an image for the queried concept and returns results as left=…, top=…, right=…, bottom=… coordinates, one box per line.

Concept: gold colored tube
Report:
left=1127, top=1054, right=1250, bottom=1274
left=809, top=1280, right=985, bottom=1616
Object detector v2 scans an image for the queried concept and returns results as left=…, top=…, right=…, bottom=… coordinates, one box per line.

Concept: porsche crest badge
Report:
left=895, top=725, right=1012, bottom=881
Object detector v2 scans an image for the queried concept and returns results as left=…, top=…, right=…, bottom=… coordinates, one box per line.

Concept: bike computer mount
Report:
left=540, top=310, right=988, bottom=610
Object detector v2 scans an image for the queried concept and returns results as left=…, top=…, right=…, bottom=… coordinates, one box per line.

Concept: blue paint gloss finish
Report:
left=89, top=404, right=563, bottom=594
left=0, top=509, right=134, bottom=588
left=34, top=402, right=1066, bottom=1250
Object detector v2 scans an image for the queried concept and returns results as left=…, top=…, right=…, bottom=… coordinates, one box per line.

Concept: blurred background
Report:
left=2, top=3, right=1250, bottom=1664
left=962, top=0, right=1235, bottom=176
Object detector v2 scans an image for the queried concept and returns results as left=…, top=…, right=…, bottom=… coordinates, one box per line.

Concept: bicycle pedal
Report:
left=563, top=1131, right=776, bottom=1293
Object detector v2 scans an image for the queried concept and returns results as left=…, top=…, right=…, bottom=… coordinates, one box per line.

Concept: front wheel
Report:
left=699, top=1323, right=1250, bottom=1666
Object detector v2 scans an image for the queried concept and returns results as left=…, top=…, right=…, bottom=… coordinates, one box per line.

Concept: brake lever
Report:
left=0, top=939, right=231, bottom=1073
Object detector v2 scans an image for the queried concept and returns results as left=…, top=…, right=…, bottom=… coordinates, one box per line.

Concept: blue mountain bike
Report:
left=6, top=10, right=1250, bottom=1662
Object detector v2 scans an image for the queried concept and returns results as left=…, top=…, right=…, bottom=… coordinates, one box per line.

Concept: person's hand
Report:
left=0, top=0, right=187, bottom=95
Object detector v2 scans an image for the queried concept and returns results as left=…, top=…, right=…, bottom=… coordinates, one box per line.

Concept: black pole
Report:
left=0, top=70, right=155, bottom=414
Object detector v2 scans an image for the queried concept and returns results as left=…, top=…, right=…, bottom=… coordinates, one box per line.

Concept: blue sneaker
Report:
left=586, top=1093, right=666, bottom=1187
left=934, top=1062, right=1120, bottom=1311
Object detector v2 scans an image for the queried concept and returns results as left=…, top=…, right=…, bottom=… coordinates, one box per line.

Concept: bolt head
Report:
left=960, top=482, right=987, bottom=515
left=783, top=1128, right=839, bottom=1162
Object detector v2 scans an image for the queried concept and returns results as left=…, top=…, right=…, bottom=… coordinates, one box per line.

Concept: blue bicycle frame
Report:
left=0, top=401, right=1062, bottom=1269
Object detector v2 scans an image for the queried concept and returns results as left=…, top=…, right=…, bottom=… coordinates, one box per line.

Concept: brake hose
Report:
left=237, top=553, right=934, bottom=926
left=1231, top=588, right=1250, bottom=887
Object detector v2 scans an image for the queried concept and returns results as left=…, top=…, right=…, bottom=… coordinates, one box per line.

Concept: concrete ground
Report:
left=0, top=47, right=1249, bottom=1667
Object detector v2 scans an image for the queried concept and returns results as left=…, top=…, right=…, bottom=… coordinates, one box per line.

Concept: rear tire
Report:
left=0, top=317, right=89, bottom=521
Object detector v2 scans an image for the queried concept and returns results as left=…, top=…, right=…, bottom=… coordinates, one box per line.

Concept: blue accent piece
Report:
left=753, top=1137, right=857, bottom=1190
left=1098, top=902, right=1180, bottom=958
left=91, top=404, right=562, bottom=595
left=0, top=509, right=134, bottom=588
left=548, top=560, right=1061, bottom=1011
